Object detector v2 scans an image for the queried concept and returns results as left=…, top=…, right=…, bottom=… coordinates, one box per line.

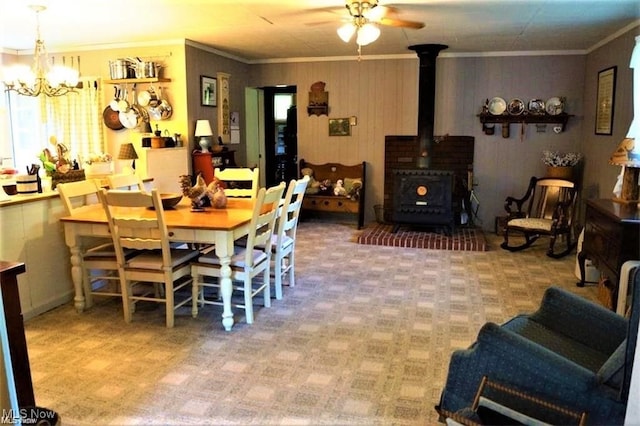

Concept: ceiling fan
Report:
left=335, top=1, right=425, bottom=56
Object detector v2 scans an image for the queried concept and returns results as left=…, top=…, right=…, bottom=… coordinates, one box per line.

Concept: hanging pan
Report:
left=103, top=104, right=124, bottom=130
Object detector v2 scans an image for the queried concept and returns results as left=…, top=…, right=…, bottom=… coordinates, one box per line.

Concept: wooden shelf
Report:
left=104, top=77, right=171, bottom=84
left=478, top=112, right=573, bottom=130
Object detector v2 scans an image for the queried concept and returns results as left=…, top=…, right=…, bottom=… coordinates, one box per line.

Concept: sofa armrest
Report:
left=530, top=287, right=627, bottom=354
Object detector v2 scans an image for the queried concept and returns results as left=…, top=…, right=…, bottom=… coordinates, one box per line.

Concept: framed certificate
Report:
left=595, top=66, right=616, bottom=135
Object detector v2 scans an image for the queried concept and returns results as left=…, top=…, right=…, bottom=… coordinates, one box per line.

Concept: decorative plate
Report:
left=545, top=97, right=564, bottom=115
left=507, top=98, right=525, bottom=115
left=528, top=99, right=545, bottom=115
left=488, top=97, right=507, bottom=115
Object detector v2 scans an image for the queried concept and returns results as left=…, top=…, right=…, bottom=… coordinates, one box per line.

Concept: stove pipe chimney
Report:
left=409, top=44, right=448, bottom=168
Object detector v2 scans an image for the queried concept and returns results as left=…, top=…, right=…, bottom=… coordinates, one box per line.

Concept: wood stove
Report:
left=392, top=169, right=454, bottom=233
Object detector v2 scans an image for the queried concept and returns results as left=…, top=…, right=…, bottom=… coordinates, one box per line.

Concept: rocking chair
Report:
left=500, top=176, right=578, bottom=258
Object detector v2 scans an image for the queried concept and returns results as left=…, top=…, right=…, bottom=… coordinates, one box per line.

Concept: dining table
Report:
left=59, top=197, right=256, bottom=331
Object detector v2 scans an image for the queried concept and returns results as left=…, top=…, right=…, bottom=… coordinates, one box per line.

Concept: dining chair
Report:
left=57, top=179, right=134, bottom=309
left=107, top=172, right=146, bottom=191
left=271, top=175, right=309, bottom=299
left=191, top=181, right=286, bottom=324
left=214, top=167, right=259, bottom=200
left=99, top=188, right=200, bottom=327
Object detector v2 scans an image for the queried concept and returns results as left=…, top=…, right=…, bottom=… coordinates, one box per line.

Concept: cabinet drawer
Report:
left=303, top=196, right=358, bottom=213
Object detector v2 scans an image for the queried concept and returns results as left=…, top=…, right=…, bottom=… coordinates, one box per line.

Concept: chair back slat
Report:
left=99, top=189, right=171, bottom=266
left=214, top=167, right=259, bottom=199
left=527, top=178, right=576, bottom=221
left=244, top=182, right=286, bottom=266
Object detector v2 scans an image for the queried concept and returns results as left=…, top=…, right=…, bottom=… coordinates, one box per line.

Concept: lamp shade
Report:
left=610, top=138, right=640, bottom=167
left=195, top=119, right=213, bottom=137
left=118, top=143, right=138, bottom=160
left=356, top=23, right=380, bottom=46
left=337, top=24, right=356, bottom=43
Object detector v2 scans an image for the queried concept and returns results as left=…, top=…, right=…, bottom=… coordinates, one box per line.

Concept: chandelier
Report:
left=337, top=1, right=382, bottom=54
left=2, top=5, right=79, bottom=97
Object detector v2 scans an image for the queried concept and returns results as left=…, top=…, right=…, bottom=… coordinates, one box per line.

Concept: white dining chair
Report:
left=214, top=167, right=259, bottom=200
left=107, top=172, right=146, bottom=191
left=99, top=188, right=200, bottom=327
left=57, top=179, right=137, bottom=309
left=191, top=182, right=285, bottom=324
left=271, top=175, right=309, bottom=299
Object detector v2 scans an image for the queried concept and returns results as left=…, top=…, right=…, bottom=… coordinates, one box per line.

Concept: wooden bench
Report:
left=299, top=159, right=366, bottom=229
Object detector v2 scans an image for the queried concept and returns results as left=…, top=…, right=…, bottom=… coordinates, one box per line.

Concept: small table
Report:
left=60, top=198, right=255, bottom=331
left=577, top=199, right=640, bottom=308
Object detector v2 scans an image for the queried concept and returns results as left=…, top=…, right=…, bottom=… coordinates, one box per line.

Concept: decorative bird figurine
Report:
left=208, top=177, right=227, bottom=209
left=179, top=173, right=210, bottom=210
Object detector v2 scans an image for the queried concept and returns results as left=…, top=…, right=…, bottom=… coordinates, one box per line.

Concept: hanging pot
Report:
left=138, top=86, right=159, bottom=107
left=117, top=88, right=130, bottom=112
left=109, top=87, right=120, bottom=112
left=103, top=105, right=124, bottom=130
left=119, top=89, right=139, bottom=129
left=157, top=87, right=172, bottom=120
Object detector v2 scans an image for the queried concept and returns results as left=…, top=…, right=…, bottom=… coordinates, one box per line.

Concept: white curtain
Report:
left=39, top=77, right=104, bottom=163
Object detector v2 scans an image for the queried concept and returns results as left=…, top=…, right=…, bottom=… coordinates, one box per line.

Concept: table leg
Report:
left=64, top=224, right=85, bottom=313
left=69, top=245, right=85, bottom=312
left=216, top=236, right=235, bottom=331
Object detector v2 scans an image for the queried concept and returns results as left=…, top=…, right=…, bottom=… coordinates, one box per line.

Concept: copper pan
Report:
left=103, top=105, right=124, bottom=130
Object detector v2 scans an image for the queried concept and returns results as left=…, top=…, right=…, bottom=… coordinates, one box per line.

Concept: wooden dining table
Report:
left=59, top=197, right=256, bottom=331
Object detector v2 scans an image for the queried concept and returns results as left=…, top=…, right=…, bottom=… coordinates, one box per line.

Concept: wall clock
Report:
left=217, top=72, right=231, bottom=144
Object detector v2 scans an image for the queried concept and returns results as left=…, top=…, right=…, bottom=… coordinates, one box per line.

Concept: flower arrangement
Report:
left=84, top=153, right=112, bottom=165
left=541, top=150, right=582, bottom=167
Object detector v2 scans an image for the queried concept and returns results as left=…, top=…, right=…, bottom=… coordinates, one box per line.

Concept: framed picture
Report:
left=328, top=118, right=351, bottom=136
left=595, top=66, right=616, bottom=135
left=200, top=75, right=217, bottom=107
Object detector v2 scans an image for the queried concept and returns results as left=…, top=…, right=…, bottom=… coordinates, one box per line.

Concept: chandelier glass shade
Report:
left=337, top=1, right=381, bottom=49
left=2, top=6, right=79, bottom=97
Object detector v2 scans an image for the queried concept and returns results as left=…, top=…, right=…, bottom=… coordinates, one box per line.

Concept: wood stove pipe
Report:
left=408, top=44, right=448, bottom=168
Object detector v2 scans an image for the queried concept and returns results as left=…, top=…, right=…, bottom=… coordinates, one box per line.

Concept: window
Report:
left=1, top=78, right=105, bottom=173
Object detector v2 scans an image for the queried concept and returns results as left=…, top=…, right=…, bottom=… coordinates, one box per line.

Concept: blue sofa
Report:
left=436, top=268, right=639, bottom=425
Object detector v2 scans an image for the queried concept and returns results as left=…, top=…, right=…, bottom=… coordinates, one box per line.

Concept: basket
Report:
left=545, top=166, right=574, bottom=180
left=51, top=170, right=86, bottom=190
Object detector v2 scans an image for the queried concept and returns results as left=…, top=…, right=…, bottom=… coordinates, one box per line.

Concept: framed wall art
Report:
left=200, top=75, right=217, bottom=107
left=329, top=118, right=350, bottom=136
left=595, top=66, right=616, bottom=135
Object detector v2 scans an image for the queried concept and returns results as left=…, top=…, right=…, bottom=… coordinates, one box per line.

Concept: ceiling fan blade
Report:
left=378, top=17, right=424, bottom=29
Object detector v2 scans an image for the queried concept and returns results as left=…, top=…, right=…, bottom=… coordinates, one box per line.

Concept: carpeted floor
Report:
left=23, top=221, right=597, bottom=425
left=355, top=223, right=487, bottom=252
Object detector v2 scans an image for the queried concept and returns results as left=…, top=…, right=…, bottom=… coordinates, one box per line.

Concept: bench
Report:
left=299, top=159, right=366, bottom=229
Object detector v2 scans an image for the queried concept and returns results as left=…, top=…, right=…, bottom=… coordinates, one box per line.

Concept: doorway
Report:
left=262, top=86, right=297, bottom=187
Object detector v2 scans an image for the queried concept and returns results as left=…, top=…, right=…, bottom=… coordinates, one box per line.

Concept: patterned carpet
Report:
left=23, top=221, right=597, bottom=425
left=355, top=224, right=487, bottom=251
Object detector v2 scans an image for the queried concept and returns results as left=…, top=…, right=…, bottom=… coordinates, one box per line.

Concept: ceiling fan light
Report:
left=337, top=23, right=356, bottom=43
left=356, top=23, right=380, bottom=46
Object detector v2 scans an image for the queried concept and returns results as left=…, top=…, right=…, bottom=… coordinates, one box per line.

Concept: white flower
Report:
left=541, top=150, right=582, bottom=167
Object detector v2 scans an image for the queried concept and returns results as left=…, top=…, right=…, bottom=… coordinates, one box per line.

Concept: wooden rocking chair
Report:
left=500, top=176, right=578, bottom=258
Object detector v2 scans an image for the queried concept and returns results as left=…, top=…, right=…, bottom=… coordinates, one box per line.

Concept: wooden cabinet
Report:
left=578, top=199, right=640, bottom=306
left=0, top=195, right=74, bottom=320
left=192, top=151, right=236, bottom=185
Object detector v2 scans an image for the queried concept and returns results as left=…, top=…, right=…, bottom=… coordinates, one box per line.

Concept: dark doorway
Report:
left=262, top=86, right=297, bottom=187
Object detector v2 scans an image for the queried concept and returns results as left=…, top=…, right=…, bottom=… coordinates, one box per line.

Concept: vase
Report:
left=546, top=165, right=574, bottom=180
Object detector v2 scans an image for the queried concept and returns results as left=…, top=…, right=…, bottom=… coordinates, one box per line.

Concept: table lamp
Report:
left=610, top=137, right=640, bottom=203
left=118, top=143, right=138, bottom=172
left=195, top=119, right=213, bottom=153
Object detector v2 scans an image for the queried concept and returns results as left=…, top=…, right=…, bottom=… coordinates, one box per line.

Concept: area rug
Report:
left=355, top=223, right=488, bottom=251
